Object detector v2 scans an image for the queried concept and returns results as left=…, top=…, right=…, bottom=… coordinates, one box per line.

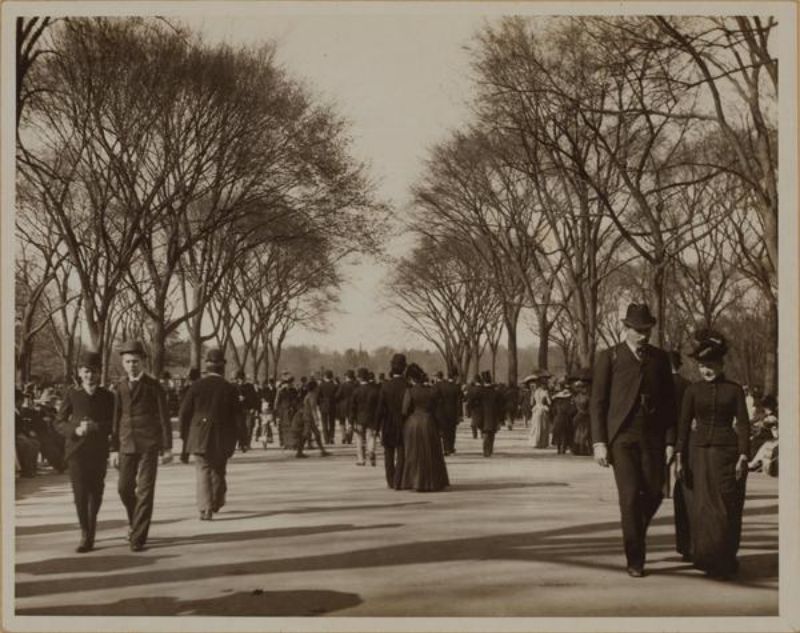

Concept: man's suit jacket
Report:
left=335, top=380, right=357, bottom=421
left=351, top=382, right=380, bottom=430
left=480, top=385, right=504, bottom=433
left=235, top=382, right=259, bottom=411
left=318, top=380, right=338, bottom=414
left=112, top=374, right=172, bottom=454
left=590, top=342, right=676, bottom=446
left=56, top=386, right=115, bottom=461
left=375, top=375, right=407, bottom=448
left=179, top=374, right=241, bottom=459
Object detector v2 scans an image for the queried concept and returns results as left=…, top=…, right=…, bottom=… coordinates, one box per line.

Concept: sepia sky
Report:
left=181, top=12, right=536, bottom=352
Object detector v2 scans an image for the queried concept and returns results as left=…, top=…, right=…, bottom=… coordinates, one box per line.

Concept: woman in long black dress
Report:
left=398, top=363, right=449, bottom=492
left=676, top=330, right=750, bottom=578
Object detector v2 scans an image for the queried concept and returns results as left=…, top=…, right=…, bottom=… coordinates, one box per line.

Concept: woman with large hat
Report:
left=676, top=329, right=750, bottom=578
left=569, top=368, right=593, bottom=456
left=54, top=351, right=115, bottom=552
left=527, top=369, right=552, bottom=449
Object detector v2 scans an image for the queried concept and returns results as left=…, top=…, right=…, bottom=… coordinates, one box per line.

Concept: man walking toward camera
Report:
left=590, top=304, right=677, bottom=577
left=110, top=340, right=173, bottom=551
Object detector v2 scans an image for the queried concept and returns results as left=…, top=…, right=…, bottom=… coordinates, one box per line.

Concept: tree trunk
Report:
left=651, top=262, right=667, bottom=347
left=150, top=319, right=167, bottom=378
left=764, top=295, right=778, bottom=396
left=504, top=307, right=520, bottom=385
left=536, top=311, right=551, bottom=371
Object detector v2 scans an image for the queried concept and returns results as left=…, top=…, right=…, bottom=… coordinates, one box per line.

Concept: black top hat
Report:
left=689, top=328, right=728, bottom=362
left=118, top=340, right=146, bottom=356
left=235, top=369, right=246, bottom=380
left=390, top=353, right=407, bottom=375
left=481, top=370, right=493, bottom=384
left=324, top=369, right=334, bottom=379
left=622, top=303, right=657, bottom=329
left=205, top=348, right=226, bottom=365
left=78, top=351, right=102, bottom=370
left=356, top=367, right=370, bottom=381
left=405, top=363, right=425, bottom=383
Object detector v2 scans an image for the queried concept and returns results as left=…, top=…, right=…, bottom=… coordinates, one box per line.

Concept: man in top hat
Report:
left=54, top=351, right=115, bottom=552
left=179, top=349, right=242, bottom=520
left=375, top=354, right=408, bottom=488
left=590, top=303, right=676, bottom=577
left=110, top=340, right=172, bottom=552
left=234, top=369, right=259, bottom=452
left=434, top=368, right=463, bottom=456
left=480, top=371, right=504, bottom=457
left=318, top=370, right=338, bottom=445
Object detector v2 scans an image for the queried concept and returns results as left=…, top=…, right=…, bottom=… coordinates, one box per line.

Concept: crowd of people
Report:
left=15, top=302, right=779, bottom=582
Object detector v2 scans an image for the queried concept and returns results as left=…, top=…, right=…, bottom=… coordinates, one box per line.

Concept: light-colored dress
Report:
left=528, top=386, right=551, bottom=448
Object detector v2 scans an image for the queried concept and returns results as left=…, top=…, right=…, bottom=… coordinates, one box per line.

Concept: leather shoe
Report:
left=626, top=566, right=644, bottom=578
left=130, top=542, right=145, bottom=552
left=75, top=542, right=92, bottom=553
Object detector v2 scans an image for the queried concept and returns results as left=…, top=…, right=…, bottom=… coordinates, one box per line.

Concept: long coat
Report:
left=480, top=385, right=505, bottom=433
left=112, top=374, right=172, bottom=454
left=375, top=375, right=408, bottom=448
left=590, top=342, right=677, bottom=447
left=335, top=380, right=357, bottom=422
left=435, top=380, right=463, bottom=429
left=179, top=374, right=242, bottom=460
left=55, top=387, right=115, bottom=461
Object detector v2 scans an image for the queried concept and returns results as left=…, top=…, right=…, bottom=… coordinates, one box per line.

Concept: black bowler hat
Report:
left=689, top=329, right=728, bottom=362
left=78, top=351, right=102, bottom=370
left=205, top=348, right=226, bottom=365
left=356, top=367, right=370, bottom=381
left=118, top=340, right=146, bottom=357
left=622, top=303, right=657, bottom=329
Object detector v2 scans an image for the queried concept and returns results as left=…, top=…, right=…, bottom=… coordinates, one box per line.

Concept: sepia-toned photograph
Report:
left=3, top=2, right=798, bottom=631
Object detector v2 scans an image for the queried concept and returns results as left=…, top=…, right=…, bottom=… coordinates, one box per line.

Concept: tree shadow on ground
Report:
left=17, top=517, right=180, bottom=538
left=448, top=482, right=569, bottom=492
left=146, top=522, right=403, bottom=550
left=17, top=554, right=177, bottom=576
left=16, top=505, right=776, bottom=600
left=212, top=501, right=429, bottom=522
left=15, top=472, right=71, bottom=501
left=16, top=589, right=362, bottom=616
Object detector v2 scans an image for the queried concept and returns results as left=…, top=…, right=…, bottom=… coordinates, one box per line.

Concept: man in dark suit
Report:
left=480, top=371, right=503, bottom=457
left=466, top=375, right=483, bottom=441
left=435, top=369, right=463, bottom=456
left=318, top=370, right=338, bottom=445
left=335, top=370, right=357, bottom=444
left=590, top=304, right=677, bottom=577
left=351, top=367, right=380, bottom=466
left=110, top=340, right=172, bottom=551
left=55, top=351, right=114, bottom=552
left=375, top=354, right=408, bottom=488
left=669, top=350, right=692, bottom=559
left=179, top=349, right=241, bottom=520
left=234, top=370, right=259, bottom=452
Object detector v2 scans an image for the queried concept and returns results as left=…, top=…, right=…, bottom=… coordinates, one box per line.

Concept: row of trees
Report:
left=15, top=17, right=385, bottom=384
left=389, top=16, right=778, bottom=392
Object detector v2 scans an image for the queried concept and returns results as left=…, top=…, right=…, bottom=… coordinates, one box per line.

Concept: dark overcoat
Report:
left=375, top=375, right=408, bottom=448
left=179, top=374, right=242, bottom=460
left=55, top=387, right=115, bottom=461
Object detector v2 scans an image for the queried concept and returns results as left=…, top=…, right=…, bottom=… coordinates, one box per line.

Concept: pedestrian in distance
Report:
left=178, top=349, right=242, bottom=520
left=233, top=369, right=260, bottom=452
left=110, top=340, right=173, bottom=552
left=335, top=369, right=357, bottom=444
left=466, top=375, right=483, bottom=441
left=292, top=379, right=331, bottom=459
left=480, top=371, right=504, bottom=458
left=590, top=303, right=677, bottom=578
left=318, top=370, right=339, bottom=445
left=54, top=351, right=114, bottom=553
left=434, top=368, right=463, bottom=456
left=676, top=329, right=750, bottom=578
left=351, top=367, right=380, bottom=466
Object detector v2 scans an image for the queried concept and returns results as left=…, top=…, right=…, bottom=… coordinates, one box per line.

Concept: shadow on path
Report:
left=17, top=554, right=176, bottom=576
left=16, top=505, right=776, bottom=600
left=448, top=481, right=569, bottom=492
left=16, top=589, right=362, bottom=616
left=212, top=501, right=429, bottom=522
left=146, top=522, right=403, bottom=549
left=17, top=518, right=180, bottom=538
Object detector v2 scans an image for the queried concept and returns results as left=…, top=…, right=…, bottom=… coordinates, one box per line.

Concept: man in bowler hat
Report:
left=110, top=340, right=172, bottom=551
left=375, top=353, right=408, bottom=488
left=55, top=351, right=114, bottom=552
left=435, top=368, right=463, bottom=455
left=590, top=304, right=676, bottom=577
left=179, top=349, right=242, bottom=520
